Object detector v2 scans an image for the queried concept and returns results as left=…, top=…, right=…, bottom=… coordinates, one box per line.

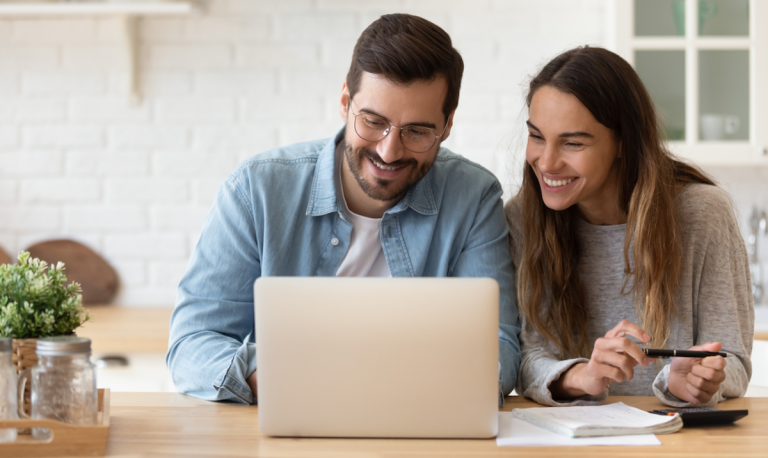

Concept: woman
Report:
left=506, top=46, right=753, bottom=407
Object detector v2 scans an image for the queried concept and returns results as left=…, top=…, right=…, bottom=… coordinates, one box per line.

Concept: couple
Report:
left=167, top=14, right=753, bottom=408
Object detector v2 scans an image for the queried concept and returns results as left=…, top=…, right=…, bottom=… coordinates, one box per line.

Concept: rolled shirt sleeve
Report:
left=166, top=177, right=261, bottom=404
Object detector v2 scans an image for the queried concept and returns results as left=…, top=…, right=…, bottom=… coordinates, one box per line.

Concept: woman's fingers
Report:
left=583, top=321, right=654, bottom=392
left=594, top=336, right=647, bottom=366
left=691, top=360, right=726, bottom=382
left=684, top=382, right=712, bottom=403
left=668, top=343, right=728, bottom=403
left=689, top=341, right=723, bottom=354
left=597, top=351, right=637, bottom=381
left=684, top=357, right=727, bottom=402
left=604, top=320, right=651, bottom=344
left=686, top=372, right=720, bottom=394
left=585, top=358, right=626, bottom=384
left=591, top=339, right=646, bottom=381
left=701, top=355, right=727, bottom=371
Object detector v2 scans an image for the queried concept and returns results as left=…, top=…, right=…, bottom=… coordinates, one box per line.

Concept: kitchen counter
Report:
left=72, top=306, right=768, bottom=394
left=76, top=306, right=173, bottom=353
left=754, top=306, right=768, bottom=341
left=73, top=306, right=175, bottom=393
left=76, top=305, right=768, bottom=346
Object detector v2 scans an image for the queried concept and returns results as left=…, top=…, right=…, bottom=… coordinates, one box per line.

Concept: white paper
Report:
left=496, top=413, right=661, bottom=447
left=514, top=402, right=677, bottom=430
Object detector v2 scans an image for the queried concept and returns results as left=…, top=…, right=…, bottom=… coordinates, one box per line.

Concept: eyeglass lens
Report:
left=354, top=112, right=438, bottom=153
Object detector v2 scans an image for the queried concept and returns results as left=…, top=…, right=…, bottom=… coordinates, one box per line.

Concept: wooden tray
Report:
left=0, top=388, right=110, bottom=457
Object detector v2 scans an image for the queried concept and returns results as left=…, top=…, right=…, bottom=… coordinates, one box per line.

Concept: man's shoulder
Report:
left=237, top=138, right=328, bottom=169
left=226, top=137, right=330, bottom=187
left=432, top=147, right=501, bottom=190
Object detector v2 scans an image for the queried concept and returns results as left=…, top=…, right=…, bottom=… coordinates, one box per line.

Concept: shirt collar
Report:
left=305, top=126, right=437, bottom=217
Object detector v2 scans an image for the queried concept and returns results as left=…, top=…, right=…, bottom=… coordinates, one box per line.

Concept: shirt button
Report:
left=331, top=237, right=339, bottom=246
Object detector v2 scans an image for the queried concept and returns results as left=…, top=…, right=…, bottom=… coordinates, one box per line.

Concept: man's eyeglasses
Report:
left=350, top=107, right=447, bottom=153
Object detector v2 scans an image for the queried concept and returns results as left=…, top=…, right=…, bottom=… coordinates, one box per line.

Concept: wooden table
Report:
left=96, top=393, right=767, bottom=457
left=76, top=306, right=173, bottom=353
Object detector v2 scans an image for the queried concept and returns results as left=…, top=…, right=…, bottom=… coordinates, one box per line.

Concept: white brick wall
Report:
left=1, top=0, right=762, bottom=306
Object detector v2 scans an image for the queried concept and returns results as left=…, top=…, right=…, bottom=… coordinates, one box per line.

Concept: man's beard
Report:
left=344, top=139, right=435, bottom=203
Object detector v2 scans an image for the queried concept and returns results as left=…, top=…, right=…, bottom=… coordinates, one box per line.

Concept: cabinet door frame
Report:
left=610, top=0, right=768, bottom=165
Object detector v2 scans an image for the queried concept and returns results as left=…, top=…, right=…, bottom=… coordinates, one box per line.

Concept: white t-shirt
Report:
left=335, top=210, right=391, bottom=277
left=335, top=148, right=392, bottom=277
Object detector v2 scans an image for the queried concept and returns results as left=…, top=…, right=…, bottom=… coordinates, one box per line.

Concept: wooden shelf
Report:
left=0, top=1, right=196, bottom=16
left=0, top=1, right=198, bottom=103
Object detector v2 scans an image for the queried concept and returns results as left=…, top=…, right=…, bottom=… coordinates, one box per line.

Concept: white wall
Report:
left=1, top=0, right=765, bottom=306
left=0, top=0, right=606, bottom=305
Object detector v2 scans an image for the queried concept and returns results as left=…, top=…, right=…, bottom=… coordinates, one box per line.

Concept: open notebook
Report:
left=512, top=402, right=683, bottom=438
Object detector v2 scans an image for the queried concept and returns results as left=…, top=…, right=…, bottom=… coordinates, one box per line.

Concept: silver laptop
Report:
left=254, top=277, right=499, bottom=438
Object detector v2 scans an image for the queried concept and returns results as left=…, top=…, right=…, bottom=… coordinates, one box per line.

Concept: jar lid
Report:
left=36, top=336, right=91, bottom=355
left=0, top=337, right=11, bottom=351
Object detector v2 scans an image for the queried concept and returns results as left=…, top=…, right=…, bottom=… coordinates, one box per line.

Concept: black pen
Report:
left=643, top=349, right=731, bottom=358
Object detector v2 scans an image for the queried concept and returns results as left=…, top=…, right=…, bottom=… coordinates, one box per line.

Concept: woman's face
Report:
left=525, top=86, right=624, bottom=225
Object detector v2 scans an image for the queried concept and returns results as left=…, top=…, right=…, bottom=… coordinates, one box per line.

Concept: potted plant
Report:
left=0, top=251, right=90, bottom=414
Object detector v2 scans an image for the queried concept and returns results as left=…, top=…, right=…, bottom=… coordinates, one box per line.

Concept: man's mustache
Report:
left=359, top=147, right=417, bottom=169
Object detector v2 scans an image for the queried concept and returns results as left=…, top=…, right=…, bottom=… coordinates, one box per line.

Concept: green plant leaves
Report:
left=0, top=251, right=90, bottom=339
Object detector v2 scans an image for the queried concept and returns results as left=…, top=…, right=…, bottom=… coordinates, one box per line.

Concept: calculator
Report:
left=649, top=407, right=748, bottom=427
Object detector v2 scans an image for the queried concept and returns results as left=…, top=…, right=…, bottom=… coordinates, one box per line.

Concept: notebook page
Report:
left=496, top=413, right=661, bottom=446
left=513, top=402, right=678, bottom=429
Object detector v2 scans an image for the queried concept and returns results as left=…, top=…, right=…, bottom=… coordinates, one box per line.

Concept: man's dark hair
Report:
left=346, top=13, right=464, bottom=120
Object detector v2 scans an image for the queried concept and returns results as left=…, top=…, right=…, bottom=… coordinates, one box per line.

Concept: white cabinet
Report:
left=746, top=339, right=768, bottom=396
left=611, top=0, right=768, bottom=165
left=746, top=306, right=768, bottom=396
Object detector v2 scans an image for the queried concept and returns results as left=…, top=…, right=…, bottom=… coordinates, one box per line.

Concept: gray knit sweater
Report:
left=505, top=183, right=753, bottom=407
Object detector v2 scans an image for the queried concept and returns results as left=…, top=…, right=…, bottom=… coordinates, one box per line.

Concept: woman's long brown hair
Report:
left=518, top=47, right=715, bottom=358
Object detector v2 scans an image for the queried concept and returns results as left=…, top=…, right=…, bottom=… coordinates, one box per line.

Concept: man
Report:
left=167, top=13, right=520, bottom=405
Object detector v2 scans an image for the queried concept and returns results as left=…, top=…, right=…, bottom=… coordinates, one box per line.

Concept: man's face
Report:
left=339, top=73, right=453, bottom=207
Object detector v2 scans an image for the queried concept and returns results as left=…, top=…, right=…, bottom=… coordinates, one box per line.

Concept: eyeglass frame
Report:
left=348, top=103, right=449, bottom=154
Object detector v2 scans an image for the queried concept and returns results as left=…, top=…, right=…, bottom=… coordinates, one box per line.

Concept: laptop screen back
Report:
left=255, top=277, right=499, bottom=438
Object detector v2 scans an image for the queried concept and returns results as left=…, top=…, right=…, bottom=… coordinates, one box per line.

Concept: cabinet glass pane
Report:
left=635, top=51, right=686, bottom=141
left=635, top=0, right=684, bottom=36
left=699, top=50, right=749, bottom=141
left=698, top=0, right=749, bottom=36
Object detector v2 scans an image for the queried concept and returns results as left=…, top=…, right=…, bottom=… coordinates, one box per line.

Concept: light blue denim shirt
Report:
left=167, top=129, right=521, bottom=405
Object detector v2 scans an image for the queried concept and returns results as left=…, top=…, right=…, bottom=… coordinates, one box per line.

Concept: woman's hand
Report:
left=551, top=320, right=654, bottom=399
left=668, top=342, right=726, bottom=404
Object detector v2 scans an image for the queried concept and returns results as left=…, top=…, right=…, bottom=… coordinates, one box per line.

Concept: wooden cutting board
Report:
left=0, top=245, right=11, bottom=265
left=25, top=240, right=119, bottom=304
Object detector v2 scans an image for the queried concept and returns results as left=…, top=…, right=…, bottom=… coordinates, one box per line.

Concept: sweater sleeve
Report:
left=652, top=186, right=754, bottom=407
left=517, top=320, right=606, bottom=406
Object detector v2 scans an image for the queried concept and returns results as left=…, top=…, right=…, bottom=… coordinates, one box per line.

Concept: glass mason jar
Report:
left=17, top=336, right=97, bottom=441
left=0, top=338, right=18, bottom=443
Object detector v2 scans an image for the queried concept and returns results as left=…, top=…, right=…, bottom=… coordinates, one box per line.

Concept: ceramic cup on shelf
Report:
left=672, top=0, right=718, bottom=35
left=700, top=114, right=740, bottom=141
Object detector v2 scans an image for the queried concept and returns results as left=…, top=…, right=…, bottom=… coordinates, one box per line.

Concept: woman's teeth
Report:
left=543, top=176, right=575, bottom=188
left=373, top=159, right=400, bottom=171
